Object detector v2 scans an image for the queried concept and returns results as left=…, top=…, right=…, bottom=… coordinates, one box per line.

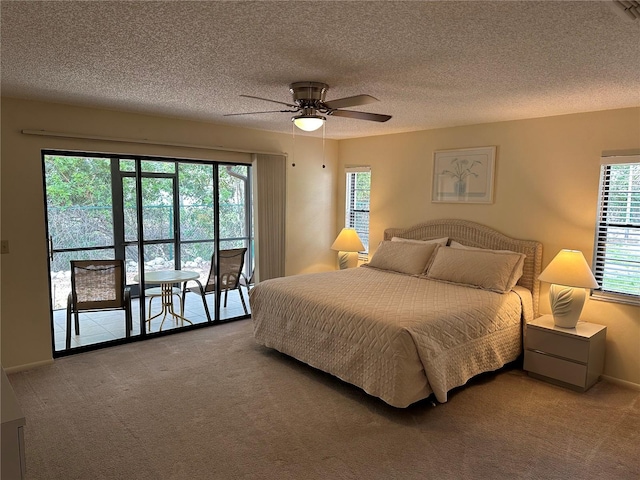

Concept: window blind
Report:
left=345, top=167, right=371, bottom=254
left=592, top=155, right=640, bottom=305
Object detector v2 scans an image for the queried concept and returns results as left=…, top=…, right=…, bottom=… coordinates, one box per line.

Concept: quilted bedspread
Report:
left=250, top=266, right=533, bottom=407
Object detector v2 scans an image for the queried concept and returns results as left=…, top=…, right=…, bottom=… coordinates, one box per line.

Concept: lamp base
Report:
left=549, top=284, right=587, bottom=328
left=337, top=251, right=358, bottom=269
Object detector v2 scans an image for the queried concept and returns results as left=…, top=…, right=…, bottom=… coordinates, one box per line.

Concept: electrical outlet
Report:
left=1, top=240, right=9, bottom=254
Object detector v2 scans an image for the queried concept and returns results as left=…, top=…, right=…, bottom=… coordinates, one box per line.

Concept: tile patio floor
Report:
left=52, top=288, right=251, bottom=352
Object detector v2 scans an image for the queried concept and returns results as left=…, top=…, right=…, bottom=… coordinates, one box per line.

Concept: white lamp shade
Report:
left=331, top=228, right=365, bottom=252
left=292, top=115, right=325, bottom=132
left=538, top=249, right=599, bottom=288
left=538, top=249, right=599, bottom=328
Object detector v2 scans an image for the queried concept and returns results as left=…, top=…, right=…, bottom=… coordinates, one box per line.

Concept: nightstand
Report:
left=523, top=314, right=606, bottom=391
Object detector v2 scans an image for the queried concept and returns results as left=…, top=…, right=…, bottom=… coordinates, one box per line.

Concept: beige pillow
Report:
left=449, top=241, right=526, bottom=290
left=391, top=236, right=449, bottom=246
left=367, top=241, right=439, bottom=275
left=425, top=246, right=526, bottom=293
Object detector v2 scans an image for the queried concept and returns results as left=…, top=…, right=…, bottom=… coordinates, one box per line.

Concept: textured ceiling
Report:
left=2, top=1, right=639, bottom=139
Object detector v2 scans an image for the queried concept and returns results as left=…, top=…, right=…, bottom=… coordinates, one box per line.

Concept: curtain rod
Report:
left=21, top=129, right=287, bottom=157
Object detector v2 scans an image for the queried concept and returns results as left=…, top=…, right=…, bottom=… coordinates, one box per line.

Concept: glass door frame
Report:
left=43, top=150, right=253, bottom=357
left=116, top=161, right=183, bottom=298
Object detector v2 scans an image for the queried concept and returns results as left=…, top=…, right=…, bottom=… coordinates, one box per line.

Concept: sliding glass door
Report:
left=45, top=155, right=119, bottom=346
left=43, top=151, right=253, bottom=355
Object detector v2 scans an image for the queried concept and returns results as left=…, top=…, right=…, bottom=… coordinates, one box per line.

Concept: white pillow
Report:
left=449, top=241, right=526, bottom=289
left=425, top=245, right=526, bottom=293
left=391, top=236, right=449, bottom=246
left=367, top=241, right=439, bottom=275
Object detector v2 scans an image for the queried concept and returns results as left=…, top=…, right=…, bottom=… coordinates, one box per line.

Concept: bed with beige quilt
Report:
left=250, top=219, right=542, bottom=408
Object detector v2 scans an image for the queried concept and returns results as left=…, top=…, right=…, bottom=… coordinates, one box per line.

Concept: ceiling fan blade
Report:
left=324, top=94, right=379, bottom=109
left=223, top=109, right=295, bottom=117
left=329, top=109, right=392, bottom=122
left=240, top=94, right=297, bottom=108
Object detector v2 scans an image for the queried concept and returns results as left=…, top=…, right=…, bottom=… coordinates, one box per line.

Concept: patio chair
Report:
left=66, top=259, right=132, bottom=349
left=239, top=268, right=255, bottom=294
left=184, top=248, right=249, bottom=321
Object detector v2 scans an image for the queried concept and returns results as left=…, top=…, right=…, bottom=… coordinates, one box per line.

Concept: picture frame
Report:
left=431, top=146, right=496, bottom=204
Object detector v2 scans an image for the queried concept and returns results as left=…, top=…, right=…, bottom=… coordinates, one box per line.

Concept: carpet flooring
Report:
left=7, top=319, right=640, bottom=480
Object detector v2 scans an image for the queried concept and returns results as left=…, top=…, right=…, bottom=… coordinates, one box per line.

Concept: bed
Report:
left=250, top=219, right=543, bottom=408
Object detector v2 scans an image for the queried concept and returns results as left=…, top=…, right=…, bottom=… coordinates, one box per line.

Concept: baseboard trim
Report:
left=601, top=374, right=640, bottom=391
left=3, top=359, right=54, bottom=374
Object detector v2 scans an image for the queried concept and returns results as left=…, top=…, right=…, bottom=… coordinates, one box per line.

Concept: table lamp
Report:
left=331, top=228, right=365, bottom=269
left=538, top=249, right=600, bottom=328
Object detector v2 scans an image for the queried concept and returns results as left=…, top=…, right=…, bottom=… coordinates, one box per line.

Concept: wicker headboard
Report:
left=384, top=219, right=543, bottom=316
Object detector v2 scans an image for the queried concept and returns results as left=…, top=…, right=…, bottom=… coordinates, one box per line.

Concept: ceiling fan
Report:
left=225, top=81, right=392, bottom=131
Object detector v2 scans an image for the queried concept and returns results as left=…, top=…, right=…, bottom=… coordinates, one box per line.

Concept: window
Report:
left=592, top=155, right=640, bottom=305
left=345, top=167, right=371, bottom=254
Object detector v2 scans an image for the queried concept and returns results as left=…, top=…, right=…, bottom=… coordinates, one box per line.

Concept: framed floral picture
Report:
left=431, top=146, right=496, bottom=203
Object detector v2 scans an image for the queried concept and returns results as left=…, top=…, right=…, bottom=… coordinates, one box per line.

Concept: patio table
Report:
left=134, top=270, right=200, bottom=331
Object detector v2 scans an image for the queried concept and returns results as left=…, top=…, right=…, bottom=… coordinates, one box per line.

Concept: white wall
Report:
left=337, top=107, right=640, bottom=386
left=0, top=97, right=338, bottom=370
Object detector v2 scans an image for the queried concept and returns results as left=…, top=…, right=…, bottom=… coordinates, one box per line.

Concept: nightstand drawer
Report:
left=526, top=327, right=589, bottom=363
left=524, top=350, right=587, bottom=387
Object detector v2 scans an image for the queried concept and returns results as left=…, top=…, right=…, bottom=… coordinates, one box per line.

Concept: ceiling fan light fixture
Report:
left=292, top=115, right=325, bottom=132
left=228, top=82, right=390, bottom=129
